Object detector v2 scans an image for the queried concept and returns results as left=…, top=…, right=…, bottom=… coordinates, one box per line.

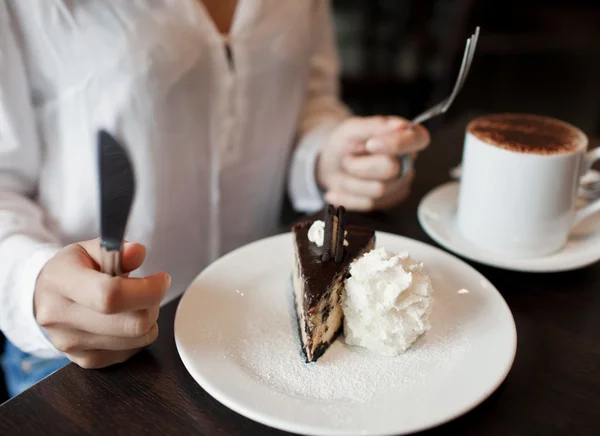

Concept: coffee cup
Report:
left=456, top=113, right=600, bottom=258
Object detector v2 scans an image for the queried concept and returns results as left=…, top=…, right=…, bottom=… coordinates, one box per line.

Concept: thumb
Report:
left=77, top=238, right=146, bottom=274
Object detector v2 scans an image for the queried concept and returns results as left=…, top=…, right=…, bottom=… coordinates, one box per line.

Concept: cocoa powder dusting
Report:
left=468, top=113, right=585, bottom=155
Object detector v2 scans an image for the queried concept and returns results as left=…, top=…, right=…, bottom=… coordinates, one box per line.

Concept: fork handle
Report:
left=100, top=246, right=122, bottom=277
left=409, top=112, right=433, bottom=127
left=396, top=121, right=420, bottom=178
left=397, top=153, right=413, bottom=178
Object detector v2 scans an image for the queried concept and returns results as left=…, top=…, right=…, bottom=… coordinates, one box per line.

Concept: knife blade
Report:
left=97, top=129, right=136, bottom=276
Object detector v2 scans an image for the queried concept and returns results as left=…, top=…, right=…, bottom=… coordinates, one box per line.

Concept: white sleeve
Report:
left=287, top=0, right=352, bottom=214
left=0, top=3, right=63, bottom=359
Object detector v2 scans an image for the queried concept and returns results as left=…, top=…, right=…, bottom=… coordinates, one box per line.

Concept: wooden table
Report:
left=1, top=122, right=600, bottom=436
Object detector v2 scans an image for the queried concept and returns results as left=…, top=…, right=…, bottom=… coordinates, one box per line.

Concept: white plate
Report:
left=418, top=181, right=600, bottom=273
left=175, top=232, right=517, bottom=436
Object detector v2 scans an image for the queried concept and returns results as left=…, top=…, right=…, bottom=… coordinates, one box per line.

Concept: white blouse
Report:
left=0, top=0, right=350, bottom=358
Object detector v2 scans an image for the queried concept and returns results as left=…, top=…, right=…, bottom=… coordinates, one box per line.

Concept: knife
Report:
left=97, top=129, right=136, bottom=277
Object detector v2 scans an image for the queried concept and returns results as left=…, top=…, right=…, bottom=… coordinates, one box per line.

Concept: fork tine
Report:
left=445, top=29, right=479, bottom=99
left=409, top=102, right=445, bottom=126
left=454, top=27, right=479, bottom=92
left=472, top=26, right=481, bottom=49
left=442, top=27, right=480, bottom=112
left=461, top=27, right=480, bottom=84
left=439, top=37, right=472, bottom=113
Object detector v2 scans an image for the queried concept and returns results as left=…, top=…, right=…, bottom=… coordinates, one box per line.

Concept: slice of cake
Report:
left=292, top=205, right=375, bottom=362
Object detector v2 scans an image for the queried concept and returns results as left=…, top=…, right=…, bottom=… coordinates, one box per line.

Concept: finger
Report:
left=372, top=170, right=415, bottom=209
left=326, top=171, right=415, bottom=212
left=365, top=123, right=430, bottom=155
left=98, top=273, right=169, bottom=313
left=74, top=239, right=147, bottom=274
left=342, top=154, right=401, bottom=181
left=380, top=169, right=416, bottom=197
left=120, top=243, right=147, bottom=273
left=68, top=303, right=160, bottom=337
left=36, top=293, right=161, bottom=338
left=66, top=348, right=143, bottom=369
left=55, top=267, right=170, bottom=314
left=375, top=183, right=412, bottom=210
left=46, top=324, right=159, bottom=353
left=329, top=174, right=386, bottom=198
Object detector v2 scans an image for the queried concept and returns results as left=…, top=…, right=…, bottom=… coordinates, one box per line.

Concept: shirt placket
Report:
left=221, top=37, right=241, bottom=164
left=209, top=37, right=240, bottom=262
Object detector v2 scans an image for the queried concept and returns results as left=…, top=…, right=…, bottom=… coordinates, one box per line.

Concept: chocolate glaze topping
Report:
left=468, top=113, right=585, bottom=155
left=292, top=221, right=375, bottom=311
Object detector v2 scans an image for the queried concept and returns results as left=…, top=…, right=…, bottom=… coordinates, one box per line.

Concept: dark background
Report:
left=2, top=0, right=600, bottom=405
left=334, top=0, right=600, bottom=138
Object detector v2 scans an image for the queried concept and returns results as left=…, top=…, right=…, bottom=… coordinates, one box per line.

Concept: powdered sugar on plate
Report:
left=236, top=280, right=470, bottom=404
left=175, top=232, right=516, bottom=435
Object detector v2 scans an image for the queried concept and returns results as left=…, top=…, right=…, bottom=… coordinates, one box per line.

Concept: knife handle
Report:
left=100, top=247, right=122, bottom=277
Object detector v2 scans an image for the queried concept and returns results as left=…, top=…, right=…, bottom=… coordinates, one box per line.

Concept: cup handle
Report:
left=573, top=147, right=600, bottom=226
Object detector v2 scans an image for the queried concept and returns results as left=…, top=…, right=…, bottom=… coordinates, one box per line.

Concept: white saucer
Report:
left=175, top=232, right=517, bottom=436
left=418, top=181, right=600, bottom=272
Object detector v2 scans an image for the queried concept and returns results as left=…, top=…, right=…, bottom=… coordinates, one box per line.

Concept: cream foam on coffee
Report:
left=468, top=113, right=585, bottom=155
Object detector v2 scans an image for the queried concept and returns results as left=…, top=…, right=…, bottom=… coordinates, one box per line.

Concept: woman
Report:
left=0, top=0, right=429, bottom=397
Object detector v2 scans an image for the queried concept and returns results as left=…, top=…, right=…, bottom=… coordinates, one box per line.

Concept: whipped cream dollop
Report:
left=308, top=220, right=349, bottom=248
left=308, top=220, right=325, bottom=247
left=342, top=247, right=433, bottom=356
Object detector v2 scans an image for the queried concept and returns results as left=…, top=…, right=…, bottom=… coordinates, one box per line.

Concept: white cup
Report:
left=456, top=115, right=600, bottom=258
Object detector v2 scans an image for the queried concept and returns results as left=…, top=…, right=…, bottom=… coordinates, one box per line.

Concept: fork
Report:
left=398, top=26, right=481, bottom=176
